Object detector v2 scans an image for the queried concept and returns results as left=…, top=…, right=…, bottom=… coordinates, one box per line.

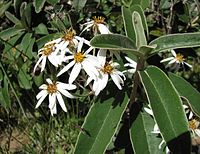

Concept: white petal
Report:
left=57, top=60, right=75, bottom=77
left=41, top=56, right=47, bottom=72
left=80, top=23, right=93, bottom=34
left=171, top=49, right=177, bottom=57
left=101, top=74, right=108, bottom=90
left=59, top=88, right=75, bottom=98
left=63, top=55, right=74, bottom=61
left=168, top=58, right=177, bottom=65
left=48, top=54, right=59, bottom=67
left=56, top=92, right=67, bottom=112
left=97, top=49, right=106, bottom=65
left=39, top=84, right=47, bottom=89
left=110, top=73, right=123, bottom=90
left=46, top=78, right=53, bottom=84
left=184, top=62, right=192, bottom=68
left=160, top=57, right=174, bottom=63
left=69, top=63, right=81, bottom=83
left=125, top=56, right=137, bottom=67
left=77, top=38, right=84, bottom=52
left=98, top=24, right=111, bottom=34
left=50, top=103, right=57, bottom=116
left=57, top=82, right=77, bottom=90
left=33, top=56, right=43, bottom=73
left=36, top=90, right=48, bottom=100
left=35, top=92, right=48, bottom=108
left=85, top=46, right=94, bottom=54
left=49, top=94, right=56, bottom=109
left=195, top=129, right=200, bottom=137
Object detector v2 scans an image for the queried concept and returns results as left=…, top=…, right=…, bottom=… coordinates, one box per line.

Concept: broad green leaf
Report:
left=139, top=66, right=189, bottom=143
left=149, top=32, right=200, bottom=54
left=5, top=11, right=20, bottom=24
left=72, top=0, right=87, bottom=11
left=47, top=0, right=59, bottom=5
left=34, top=23, right=49, bottom=35
left=130, top=111, right=165, bottom=154
left=131, top=0, right=150, bottom=10
left=18, top=63, right=32, bottom=89
left=14, top=0, right=22, bottom=14
left=169, top=73, right=200, bottom=117
left=33, top=0, right=46, bottom=13
left=90, top=34, right=142, bottom=56
left=122, top=6, right=136, bottom=42
left=130, top=5, right=149, bottom=37
left=0, top=1, right=12, bottom=17
left=23, top=3, right=32, bottom=27
left=74, top=84, right=129, bottom=154
left=0, top=27, right=24, bottom=40
left=139, top=45, right=156, bottom=55
left=132, top=11, right=147, bottom=48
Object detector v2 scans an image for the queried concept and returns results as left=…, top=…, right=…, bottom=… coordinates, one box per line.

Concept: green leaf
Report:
left=1, top=77, right=11, bottom=108
left=132, top=11, right=147, bottom=48
left=130, top=5, right=149, bottom=37
left=14, top=0, right=22, bottom=14
left=47, top=0, right=59, bottom=5
left=33, top=0, right=46, bottom=13
left=169, top=73, right=200, bottom=117
left=139, top=66, right=189, bottom=143
left=0, top=68, right=3, bottom=81
left=131, top=0, right=150, bottom=10
left=149, top=32, right=200, bottom=54
left=74, top=84, right=129, bottom=154
left=130, top=111, right=165, bottom=154
left=5, top=11, right=20, bottom=24
left=72, top=0, right=87, bottom=11
left=122, top=6, right=136, bottom=42
left=0, top=1, right=12, bottom=17
left=90, top=34, right=142, bottom=56
left=0, top=27, right=24, bottom=40
left=17, top=63, right=32, bottom=89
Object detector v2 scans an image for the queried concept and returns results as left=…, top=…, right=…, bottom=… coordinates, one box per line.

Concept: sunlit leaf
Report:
left=169, top=73, right=200, bottom=117
left=149, top=32, right=200, bottom=54
left=74, top=83, right=129, bottom=154
left=139, top=66, right=189, bottom=143
left=5, top=11, right=20, bottom=24
left=73, top=0, right=87, bottom=11
left=33, top=0, right=46, bottom=13
left=0, top=27, right=24, bottom=40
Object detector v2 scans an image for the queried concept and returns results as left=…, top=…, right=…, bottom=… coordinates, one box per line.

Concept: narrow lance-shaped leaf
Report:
left=149, top=32, right=200, bottom=54
left=74, top=83, right=129, bottom=154
left=169, top=73, right=200, bottom=117
left=122, top=6, right=136, bottom=42
left=139, top=66, right=189, bottom=143
left=132, top=11, right=147, bottom=48
left=130, top=111, right=165, bottom=154
left=130, top=4, right=149, bottom=37
left=90, top=34, right=143, bottom=57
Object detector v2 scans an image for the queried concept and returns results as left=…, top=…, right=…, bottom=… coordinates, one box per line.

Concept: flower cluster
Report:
left=34, top=16, right=137, bottom=115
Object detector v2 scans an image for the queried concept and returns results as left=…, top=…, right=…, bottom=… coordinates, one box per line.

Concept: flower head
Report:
left=81, top=15, right=111, bottom=34
left=160, top=50, right=192, bottom=70
left=57, top=38, right=100, bottom=84
left=35, top=78, right=76, bottom=115
left=33, top=40, right=62, bottom=73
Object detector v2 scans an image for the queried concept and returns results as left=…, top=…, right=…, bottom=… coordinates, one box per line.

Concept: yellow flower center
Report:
left=93, top=16, right=105, bottom=24
left=101, top=62, right=113, bottom=74
left=47, top=83, right=57, bottom=94
left=189, top=119, right=199, bottom=130
left=74, top=52, right=85, bottom=63
left=43, top=43, right=55, bottom=56
left=175, top=53, right=185, bottom=62
left=62, top=28, right=76, bottom=41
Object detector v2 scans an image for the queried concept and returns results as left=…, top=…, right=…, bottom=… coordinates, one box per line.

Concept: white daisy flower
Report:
left=57, top=38, right=100, bottom=84
left=35, top=78, right=76, bottom=116
left=87, top=54, right=126, bottom=95
left=33, top=39, right=62, bottom=73
left=160, top=49, right=192, bottom=69
left=123, top=56, right=137, bottom=74
left=81, top=16, right=111, bottom=34
left=189, top=119, right=200, bottom=137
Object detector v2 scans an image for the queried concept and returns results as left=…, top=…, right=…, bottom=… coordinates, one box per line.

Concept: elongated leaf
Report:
left=139, top=66, right=189, bottom=143
left=1, top=77, right=11, bottom=108
left=14, top=0, right=22, bottom=14
left=5, top=11, right=20, bottom=24
left=0, top=27, right=24, bottom=40
left=90, top=34, right=142, bottom=56
left=149, top=32, right=200, bottom=54
left=20, top=33, right=34, bottom=59
left=130, top=111, right=165, bottom=154
left=18, top=63, right=32, bottom=89
left=132, top=11, right=147, bottom=48
left=0, top=1, right=12, bottom=17
left=73, top=0, right=87, bottom=10
left=169, top=73, right=200, bottom=117
left=47, top=0, right=59, bottom=5
left=131, top=0, right=150, bottom=10
left=33, top=0, right=46, bottom=13
left=74, top=84, right=129, bottom=154
left=122, top=6, right=136, bottom=42
left=131, top=5, right=149, bottom=37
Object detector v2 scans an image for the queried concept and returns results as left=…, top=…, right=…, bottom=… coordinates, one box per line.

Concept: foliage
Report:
left=1, top=0, right=200, bottom=153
